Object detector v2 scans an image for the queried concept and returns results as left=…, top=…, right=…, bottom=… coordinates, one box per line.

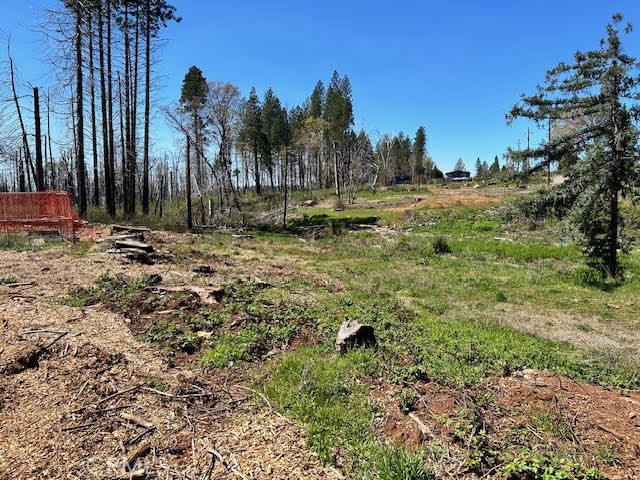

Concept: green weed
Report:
left=371, top=446, right=435, bottom=480
left=503, top=451, right=605, bottom=479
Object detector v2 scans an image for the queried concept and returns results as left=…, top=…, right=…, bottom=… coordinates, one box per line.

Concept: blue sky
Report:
left=4, top=0, right=640, bottom=172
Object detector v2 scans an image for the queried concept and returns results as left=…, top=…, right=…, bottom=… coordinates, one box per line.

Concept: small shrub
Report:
left=0, top=275, right=17, bottom=284
left=0, top=234, right=31, bottom=251
left=503, top=451, right=606, bottom=480
left=596, top=444, right=619, bottom=466
left=202, top=328, right=263, bottom=368
left=146, top=372, right=168, bottom=392
left=495, top=291, right=507, bottom=302
left=398, top=388, right=419, bottom=414
left=432, top=236, right=451, bottom=255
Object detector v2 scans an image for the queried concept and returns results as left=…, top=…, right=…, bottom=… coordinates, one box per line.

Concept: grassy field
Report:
left=162, top=185, right=638, bottom=478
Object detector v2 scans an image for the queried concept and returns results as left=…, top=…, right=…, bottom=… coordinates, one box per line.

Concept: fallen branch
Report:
left=597, top=424, right=623, bottom=438
left=232, top=385, right=285, bottom=419
left=96, top=384, right=142, bottom=407
left=408, top=412, right=432, bottom=438
left=112, top=225, right=151, bottom=234
left=62, top=422, right=96, bottom=432
left=141, top=386, right=218, bottom=400
left=43, top=331, right=69, bottom=350
left=125, top=441, right=151, bottom=468
left=126, top=426, right=156, bottom=446
left=6, top=281, right=35, bottom=288
left=120, top=412, right=154, bottom=429
left=207, top=449, right=249, bottom=480
left=21, top=329, right=68, bottom=336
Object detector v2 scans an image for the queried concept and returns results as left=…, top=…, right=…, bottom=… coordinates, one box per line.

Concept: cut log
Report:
left=114, top=240, right=154, bottom=253
left=144, top=285, right=224, bottom=305
left=335, top=320, right=376, bottom=354
left=97, top=233, right=145, bottom=244
left=111, top=225, right=151, bottom=234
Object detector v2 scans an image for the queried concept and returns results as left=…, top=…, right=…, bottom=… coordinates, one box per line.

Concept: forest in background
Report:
left=0, top=0, right=522, bottom=226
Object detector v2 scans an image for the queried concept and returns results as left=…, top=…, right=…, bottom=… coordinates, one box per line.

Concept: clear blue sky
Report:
left=4, top=0, right=640, bottom=172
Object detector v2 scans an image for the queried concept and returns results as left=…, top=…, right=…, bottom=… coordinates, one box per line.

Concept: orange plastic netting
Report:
left=0, top=191, right=84, bottom=241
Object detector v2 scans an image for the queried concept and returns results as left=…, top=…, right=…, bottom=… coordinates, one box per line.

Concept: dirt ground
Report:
left=0, top=231, right=343, bottom=480
left=374, top=371, right=640, bottom=479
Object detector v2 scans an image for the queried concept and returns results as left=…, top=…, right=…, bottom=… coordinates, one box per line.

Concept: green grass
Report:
left=261, top=346, right=382, bottom=475
left=0, top=233, right=60, bottom=251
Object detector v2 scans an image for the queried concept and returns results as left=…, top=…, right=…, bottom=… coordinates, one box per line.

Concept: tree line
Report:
left=165, top=67, right=450, bottom=228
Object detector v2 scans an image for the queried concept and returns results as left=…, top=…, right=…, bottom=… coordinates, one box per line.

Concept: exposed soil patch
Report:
left=372, top=370, right=640, bottom=479
left=493, top=369, right=640, bottom=480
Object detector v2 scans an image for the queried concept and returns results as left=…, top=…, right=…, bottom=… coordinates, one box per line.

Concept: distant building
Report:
left=395, top=174, right=412, bottom=184
left=445, top=170, right=471, bottom=182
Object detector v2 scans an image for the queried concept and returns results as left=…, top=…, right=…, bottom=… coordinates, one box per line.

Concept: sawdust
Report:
left=0, top=232, right=342, bottom=480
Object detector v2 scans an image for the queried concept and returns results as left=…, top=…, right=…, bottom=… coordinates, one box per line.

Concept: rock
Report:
left=303, top=199, right=315, bottom=206
left=335, top=321, right=376, bottom=354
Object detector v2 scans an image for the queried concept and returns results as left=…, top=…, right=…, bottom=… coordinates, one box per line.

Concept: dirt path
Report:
left=0, top=241, right=341, bottom=480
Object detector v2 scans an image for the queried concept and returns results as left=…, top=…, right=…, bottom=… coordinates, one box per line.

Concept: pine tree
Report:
left=324, top=71, right=354, bottom=203
left=308, top=80, right=324, bottom=118
left=179, top=65, right=208, bottom=180
left=412, top=126, right=426, bottom=186
left=239, top=87, right=263, bottom=194
left=454, top=158, right=466, bottom=172
left=489, top=156, right=500, bottom=177
left=474, top=157, right=482, bottom=179
left=507, top=14, right=640, bottom=279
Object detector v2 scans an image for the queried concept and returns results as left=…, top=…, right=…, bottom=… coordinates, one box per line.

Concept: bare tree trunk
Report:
left=129, top=2, right=140, bottom=215
left=33, top=87, right=45, bottom=191
left=253, top=140, right=261, bottom=195
left=17, top=149, right=25, bottom=192
left=123, top=2, right=133, bottom=215
left=89, top=12, right=99, bottom=205
left=333, top=142, right=341, bottom=204
left=186, top=135, right=193, bottom=231
left=283, top=147, right=288, bottom=228
left=118, top=72, right=126, bottom=208
left=47, top=90, right=55, bottom=189
left=142, top=0, right=151, bottom=214
left=75, top=4, right=87, bottom=217
left=98, top=0, right=113, bottom=214
left=106, top=0, right=116, bottom=215
left=8, top=45, right=36, bottom=188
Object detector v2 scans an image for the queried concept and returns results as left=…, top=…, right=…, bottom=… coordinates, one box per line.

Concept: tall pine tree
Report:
left=507, top=14, right=640, bottom=279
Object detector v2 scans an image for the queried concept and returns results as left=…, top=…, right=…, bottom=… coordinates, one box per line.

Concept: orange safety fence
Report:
left=0, top=191, right=85, bottom=242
